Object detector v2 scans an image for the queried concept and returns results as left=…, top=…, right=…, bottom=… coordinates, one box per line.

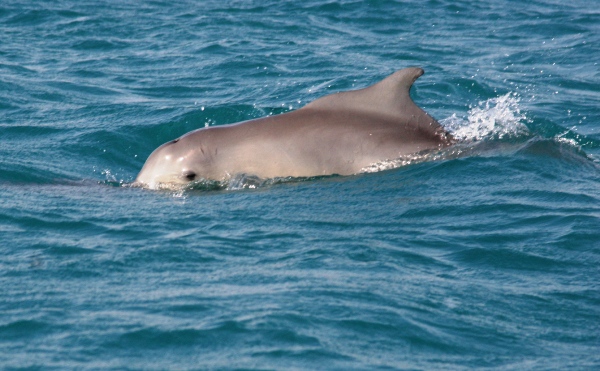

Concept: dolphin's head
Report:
left=135, top=137, right=206, bottom=189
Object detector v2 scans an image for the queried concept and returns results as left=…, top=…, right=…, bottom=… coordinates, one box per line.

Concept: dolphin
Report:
left=135, top=67, right=453, bottom=189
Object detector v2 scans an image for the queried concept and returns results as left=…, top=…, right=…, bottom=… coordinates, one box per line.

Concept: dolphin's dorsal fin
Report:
left=303, top=67, right=449, bottom=140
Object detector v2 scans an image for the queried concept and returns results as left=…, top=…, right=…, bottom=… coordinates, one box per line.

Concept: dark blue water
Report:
left=1, top=0, right=599, bottom=369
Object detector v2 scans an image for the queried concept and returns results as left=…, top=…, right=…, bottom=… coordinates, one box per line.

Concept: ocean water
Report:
left=1, top=0, right=599, bottom=369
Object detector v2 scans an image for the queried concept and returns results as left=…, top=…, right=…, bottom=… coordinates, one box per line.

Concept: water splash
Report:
left=361, top=93, right=532, bottom=173
left=360, top=152, right=436, bottom=173
left=130, top=174, right=274, bottom=194
left=441, top=93, right=529, bottom=141
left=225, top=174, right=265, bottom=190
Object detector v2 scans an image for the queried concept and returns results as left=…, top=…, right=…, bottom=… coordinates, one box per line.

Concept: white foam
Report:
left=441, top=93, right=529, bottom=141
left=360, top=153, right=429, bottom=173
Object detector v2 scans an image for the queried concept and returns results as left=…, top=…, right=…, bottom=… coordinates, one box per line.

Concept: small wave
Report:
left=0, top=319, right=50, bottom=339
left=129, top=173, right=333, bottom=196
left=360, top=151, right=444, bottom=174
left=449, top=247, right=565, bottom=272
left=553, top=128, right=600, bottom=163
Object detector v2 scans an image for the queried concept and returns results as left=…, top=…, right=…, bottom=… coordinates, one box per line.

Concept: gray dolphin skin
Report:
left=135, top=67, right=453, bottom=189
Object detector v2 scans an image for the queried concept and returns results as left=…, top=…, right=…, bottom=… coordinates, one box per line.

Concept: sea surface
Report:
left=1, top=0, right=599, bottom=369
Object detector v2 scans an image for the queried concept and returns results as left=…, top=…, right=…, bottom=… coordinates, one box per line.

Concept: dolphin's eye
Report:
left=183, top=171, right=196, bottom=181
left=170, top=138, right=180, bottom=144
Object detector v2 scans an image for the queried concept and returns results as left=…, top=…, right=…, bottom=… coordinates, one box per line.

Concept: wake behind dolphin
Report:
left=135, top=67, right=454, bottom=189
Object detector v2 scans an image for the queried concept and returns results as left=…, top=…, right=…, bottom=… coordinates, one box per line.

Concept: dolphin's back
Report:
left=303, top=67, right=451, bottom=142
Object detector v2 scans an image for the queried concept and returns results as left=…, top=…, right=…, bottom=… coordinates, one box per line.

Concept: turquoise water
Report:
left=1, top=0, right=599, bottom=369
